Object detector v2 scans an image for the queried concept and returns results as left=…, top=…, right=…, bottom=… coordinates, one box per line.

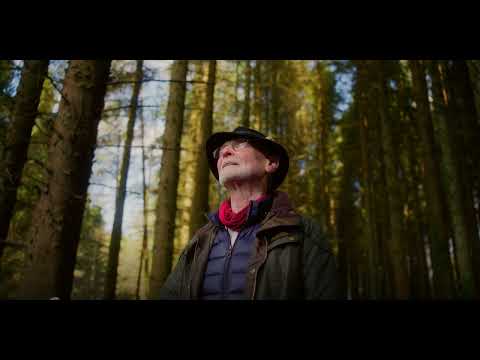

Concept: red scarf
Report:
left=219, top=195, right=268, bottom=231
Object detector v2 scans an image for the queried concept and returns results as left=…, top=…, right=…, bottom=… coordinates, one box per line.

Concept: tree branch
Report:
left=95, top=144, right=199, bottom=153
left=1, top=239, right=26, bottom=249
left=88, top=182, right=141, bottom=195
left=102, top=105, right=161, bottom=113
left=45, top=74, right=70, bottom=105
left=107, top=78, right=210, bottom=87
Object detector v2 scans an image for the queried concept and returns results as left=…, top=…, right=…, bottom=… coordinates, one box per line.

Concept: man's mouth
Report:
left=222, top=161, right=238, bottom=169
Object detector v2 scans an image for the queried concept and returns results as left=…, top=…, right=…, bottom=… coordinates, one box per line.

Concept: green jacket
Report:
left=159, top=191, right=338, bottom=300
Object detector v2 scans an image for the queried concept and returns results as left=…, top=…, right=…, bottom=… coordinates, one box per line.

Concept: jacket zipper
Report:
left=222, top=244, right=233, bottom=299
left=223, top=227, right=243, bottom=299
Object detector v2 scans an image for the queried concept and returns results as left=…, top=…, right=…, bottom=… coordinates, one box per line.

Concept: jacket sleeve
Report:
left=158, top=248, right=189, bottom=300
left=302, top=217, right=339, bottom=300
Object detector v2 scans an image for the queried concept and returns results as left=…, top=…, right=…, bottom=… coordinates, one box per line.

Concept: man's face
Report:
left=216, top=139, right=279, bottom=187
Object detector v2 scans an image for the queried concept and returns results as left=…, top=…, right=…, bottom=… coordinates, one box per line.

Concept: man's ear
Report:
left=265, top=156, right=280, bottom=174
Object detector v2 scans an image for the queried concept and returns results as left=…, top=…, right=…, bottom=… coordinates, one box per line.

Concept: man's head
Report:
left=206, top=127, right=289, bottom=191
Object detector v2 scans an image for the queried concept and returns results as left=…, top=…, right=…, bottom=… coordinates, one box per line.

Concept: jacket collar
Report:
left=188, top=191, right=301, bottom=251
left=256, top=191, right=302, bottom=236
left=206, top=194, right=274, bottom=229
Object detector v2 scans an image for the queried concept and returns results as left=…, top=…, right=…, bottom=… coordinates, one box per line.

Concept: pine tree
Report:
left=18, top=60, right=111, bottom=299
left=104, top=60, right=144, bottom=300
left=428, top=60, right=475, bottom=298
left=189, top=60, right=217, bottom=240
left=0, top=60, right=49, bottom=260
left=149, top=60, right=188, bottom=299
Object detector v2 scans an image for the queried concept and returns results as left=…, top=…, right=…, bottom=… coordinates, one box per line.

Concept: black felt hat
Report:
left=206, top=127, right=289, bottom=190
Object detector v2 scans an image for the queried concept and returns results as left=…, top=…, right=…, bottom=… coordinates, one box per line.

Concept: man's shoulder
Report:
left=188, top=221, right=216, bottom=245
left=297, top=215, right=332, bottom=251
left=292, top=214, right=316, bottom=232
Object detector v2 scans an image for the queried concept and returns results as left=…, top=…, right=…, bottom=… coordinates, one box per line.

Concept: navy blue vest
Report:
left=200, top=197, right=272, bottom=300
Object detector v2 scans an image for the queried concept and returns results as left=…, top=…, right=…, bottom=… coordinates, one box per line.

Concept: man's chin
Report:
left=219, top=176, right=239, bottom=187
left=219, top=171, right=264, bottom=188
left=219, top=172, right=246, bottom=187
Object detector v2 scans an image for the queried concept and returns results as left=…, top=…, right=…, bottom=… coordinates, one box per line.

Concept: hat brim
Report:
left=206, top=132, right=289, bottom=190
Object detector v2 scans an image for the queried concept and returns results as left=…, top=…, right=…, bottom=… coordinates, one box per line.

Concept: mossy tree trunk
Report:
left=148, top=60, right=188, bottom=299
left=18, top=60, right=111, bottom=299
left=0, top=60, right=49, bottom=260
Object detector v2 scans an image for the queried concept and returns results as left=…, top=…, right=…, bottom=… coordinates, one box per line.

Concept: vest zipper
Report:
left=222, top=231, right=234, bottom=299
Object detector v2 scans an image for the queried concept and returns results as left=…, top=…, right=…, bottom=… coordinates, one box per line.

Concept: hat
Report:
left=206, top=127, right=289, bottom=190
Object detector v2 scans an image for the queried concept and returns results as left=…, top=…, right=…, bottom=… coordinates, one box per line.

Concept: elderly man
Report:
left=159, top=127, right=338, bottom=300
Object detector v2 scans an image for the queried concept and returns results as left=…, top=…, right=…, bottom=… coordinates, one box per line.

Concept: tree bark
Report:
left=253, top=60, right=263, bottom=131
left=241, top=60, right=252, bottom=128
left=313, top=61, right=330, bottom=235
left=136, top=104, right=148, bottom=300
left=104, top=60, right=144, bottom=300
left=148, top=60, right=188, bottom=299
left=0, top=60, right=49, bottom=260
left=262, top=61, right=271, bottom=135
left=408, top=60, right=455, bottom=298
left=18, top=60, right=111, bottom=299
left=428, top=60, right=476, bottom=298
left=234, top=61, right=240, bottom=114
left=354, top=60, right=379, bottom=298
left=336, top=106, right=359, bottom=299
left=443, top=60, right=480, bottom=295
left=405, top=115, right=431, bottom=299
left=189, top=61, right=216, bottom=241
left=376, top=61, right=410, bottom=298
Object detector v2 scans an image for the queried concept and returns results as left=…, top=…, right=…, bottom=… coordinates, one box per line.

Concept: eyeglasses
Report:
left=213, top=138, right=251, bottom=160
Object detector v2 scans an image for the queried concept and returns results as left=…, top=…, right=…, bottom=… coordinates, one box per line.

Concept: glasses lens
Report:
left=214, top=139, right=249, bottom=159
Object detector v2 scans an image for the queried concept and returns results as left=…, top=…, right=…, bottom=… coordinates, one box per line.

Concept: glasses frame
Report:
left=212, top=138, right=253, bottom=160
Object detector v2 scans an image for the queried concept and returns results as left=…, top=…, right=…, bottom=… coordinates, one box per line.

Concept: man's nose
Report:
left=220, top=146, right=234, bottom=158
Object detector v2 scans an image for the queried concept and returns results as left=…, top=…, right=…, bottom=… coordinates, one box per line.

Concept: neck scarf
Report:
left=219, top=194, right=268, bottom=231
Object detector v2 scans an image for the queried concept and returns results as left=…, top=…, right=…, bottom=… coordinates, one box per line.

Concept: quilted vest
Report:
left=200, top=197, right=272, bottom=300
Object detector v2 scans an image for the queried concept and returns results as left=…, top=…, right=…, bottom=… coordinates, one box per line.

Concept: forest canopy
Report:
left=0, top=60, right=479, bottom=299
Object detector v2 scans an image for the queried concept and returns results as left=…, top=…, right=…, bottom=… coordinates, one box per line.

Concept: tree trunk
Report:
left=428, top=60, right=476, bottom=298
left=408, top=60, right=455, bottom=298
left=103, top=60, right=144, bottom=300
left=443, top=60, right=480, bottom=295
left=405, top=114, right=431, bottom=299
left=0, top=60, right=49, bottom=260
left=233, top=61, right=240, bottom=114
left=241, top=60, right=252, bottom=128
left=93, top=238, right=104, bottom=299
left=189, top=61, right=216, bottom=241
left=376, top=61, right=410, bottom=298
left=353, top=60, right=379, bottom=298
left=367, top=81, right=390, bottom=299
left=336, top=106, right=359, bottom=299
left=253, top=60, right=263, bottom=131
left=313, top=61, right=330, bottom=234
left=468, top=61, right=480, bottom=266
left=262, top=61, right=271, bottom=135
left=270, top=61, right=280, bottom=138
left=174, top=61, right=205, bottom=255
left=18, top=60, right=111, bottom=299
left=148, top=60, right=188, bottom=299
left=136, top=104, right=148, bottom=300
left=466, top=61, right=480, bottom=117
left=376, top=148, right=392, bottom=299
